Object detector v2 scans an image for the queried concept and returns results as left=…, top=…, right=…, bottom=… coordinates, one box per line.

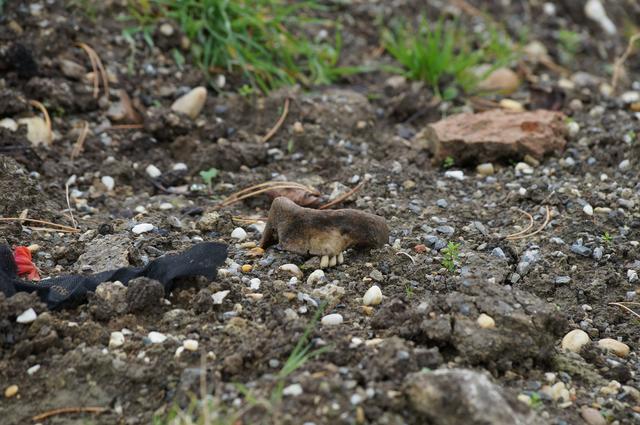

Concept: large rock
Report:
left=405, top=368, right=547, bottom=425
left=413, top=109, right=567, bottom=164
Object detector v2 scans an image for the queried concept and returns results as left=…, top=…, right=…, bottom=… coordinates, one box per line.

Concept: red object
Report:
left=13, top=246, right=40, bottom=281
left=414, top=244, right=427, bottom=254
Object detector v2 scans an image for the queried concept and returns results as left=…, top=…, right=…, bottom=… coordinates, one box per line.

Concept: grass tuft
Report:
left=382, top=16, right=517, bottom=99
left=127, top=0, right=361, bottom=93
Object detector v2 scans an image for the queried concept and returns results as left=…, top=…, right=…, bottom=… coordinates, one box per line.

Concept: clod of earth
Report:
left=260, top=197, right=389, bottom=268
left=413, top=109, right=567, bottom=164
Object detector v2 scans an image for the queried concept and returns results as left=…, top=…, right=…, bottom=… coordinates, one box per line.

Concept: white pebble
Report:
left=282, top=383, right=303, bottom=396
left=132, top=223, right=154, bottom=234
left=250, top=278, right=261, bottom=290
left=279, top=264, right=303, bottom=279
left=477, top=313, right=496, bottom=329
left=183, top=339, right=199, bottom=352
left=16, top=308, right=37, bottom=324
left=321, top=313, right=344, bottom=326
left=159, top=202, right=174, bottom=210
left=171, top=86, right=207, bottom=119
left=627, top=269, right=638, bottom=283
left=583, top=204, right=593, bottom=216
left=101, top=175, right=115, bottom=191
left=444, top=170, right=464, bottom=181
left=621, top=91, right=640, bottom=103
left=307, top=269, right=325, bottom=285
left=363, top=285, right=382, bottom=306
left=561, top=329, right=590, bottom=353
left=231, top=227, right=247, bottom=241
left=619, top=159, right=631, bottom=171
left=27, top=365, right=40, bottom=375
left=175, top=346, right=185, bottom=358
left=567, top=121, right=580, bottom=137
left=597, top=338, right=630, bottom=357
left=109, top=331, right=125, bottom=348
left=515, top=162, right=534, bottom=175
left=148, top=331, right=167, bottom=343
left=584, top=0, right=616, bottom=35
left=146, top=164, right=162, bottom=178
left=0, top=118, right=18, bottom=131
left=212, top=290, right=230, bottom=304
left=172, top=162, right=188, bottom=171
left=476, top=163, right=494, bottom=176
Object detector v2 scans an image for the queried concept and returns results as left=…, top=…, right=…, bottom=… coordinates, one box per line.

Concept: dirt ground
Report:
left=1, top=1, right=640, bottom=424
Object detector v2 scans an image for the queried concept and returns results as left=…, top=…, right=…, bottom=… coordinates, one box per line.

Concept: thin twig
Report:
left=32, top=407, right=107, bottom=421
left=319, top=181, right=366, bottom=210
left=64, top=181, right=77, bottom=229
left=106, top=124, right=144, bottom=130
left=396, top=251, right=416, bottom=265
left=216, top=184, right=316, bottom=209
left=28, top=100, right=52, bottom=145
left=506, top=206, right=551, bottom=240
left=608, top=302, right=640, bottom=321
left=77, top=43, right=109, bottom=98
left=611, top=33, right=640, bottom=93
left=232, top=216, right=268, bottom=223
left=505, top=209, right=534, bottom=240
left=261, top=97, right=290, bottom=143
left=71, top=121, right=89, bottom=160
left=0, top=217, right=80, bottom=233
left=224, top=181, right=318, bottom=201
left=77, top=43, right=100, bottom=98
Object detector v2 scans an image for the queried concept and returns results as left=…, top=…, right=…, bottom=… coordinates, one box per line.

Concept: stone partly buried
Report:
left=413, top=109, right=567, bottom=164
left=260, top=197, right=389, bottom=268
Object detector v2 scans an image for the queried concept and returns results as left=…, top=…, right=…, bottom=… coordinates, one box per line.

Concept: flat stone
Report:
left=414, top=109, right=567, bottom=164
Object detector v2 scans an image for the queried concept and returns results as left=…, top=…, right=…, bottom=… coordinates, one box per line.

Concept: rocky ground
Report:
left=1, top=1, right=640, bottom=424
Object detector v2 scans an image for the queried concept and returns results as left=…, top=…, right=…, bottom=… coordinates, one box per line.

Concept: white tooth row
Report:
left=320, top=252, right=344, bottom=268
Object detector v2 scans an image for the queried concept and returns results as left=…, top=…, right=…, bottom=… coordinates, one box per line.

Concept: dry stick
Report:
left=64, top=181, right=77, bottom=229
left=608, top=302, right=640, bottom=321
left=232, top=215, right=268, bottom=223
left=319, top=181, right=366, bottom=210
left=224, top=181, right=318, bottom=201
left=28, top=100, right=52, bottom=145
left=216, top=184, right=318, bottom=209
left=505, top=209, right=534, bottom=240
left=32, top=407, right=107, bottom=422
left=261, top=97, right=290, bottom=143
left=396, top=251, right=416, bottom=265
left=106, top=124, right=144, bottom=130
left=507, top=206, right=551, bottom=241
left=0, top=217, right=80, bottom=233
left=611, top=33, right=640, bottom=93
left=91, top=47, right=110, bottom=99
left=71, top=121, right=89, bottom=160
left=77, top=43, right=100, bottom=98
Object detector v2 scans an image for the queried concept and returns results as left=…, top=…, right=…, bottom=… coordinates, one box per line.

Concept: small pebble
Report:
left=283, top=383, right=303, bottom=397
left=321, top=313, right=344, bottom=326
left=148, top=331, right=167, bottom=344
left=567, top=121, right=580, bottom=137
left=27, top=365, right=40, bottom=375
left=212, top=290, right=230, bottom=304
left=241, top=264, right=252, bottom=273
left=101, top=175, right=115, bottom=191
left=145, top=164, right=162, bottom=178
left=4, top=385, right=18, bottom=398
left=580, top=406, right=606, bottom=425
left=307, top=269, right=325, bottom=285
left=476, top=163, right=494, bottom=176
left=132, top=223, right=154, bottom=234
left=477, top=313, right=496, bottom=329
left=183, top=339, right=199, bottom=352
left=171, top=86, right=207, bottom=119
left=279, top=264, right=303, bottom=279
left=561, top=329, right=590, bottom=353
left=583, top=204, right=593, bottom=216
left=363, top=285, right=382, bottom=306
left=597, top=338, right=630, bottom=357
left=16, top=308, right=37, bottom=324
left=444, top=170, right=464, bottom=181
left=619, top=159, right=631, bottom=171
left=249, top=278, right=261, bottom=290
left=109, top=331, right=125, bottom=348
left=231, top=227, right=247, bottom=241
